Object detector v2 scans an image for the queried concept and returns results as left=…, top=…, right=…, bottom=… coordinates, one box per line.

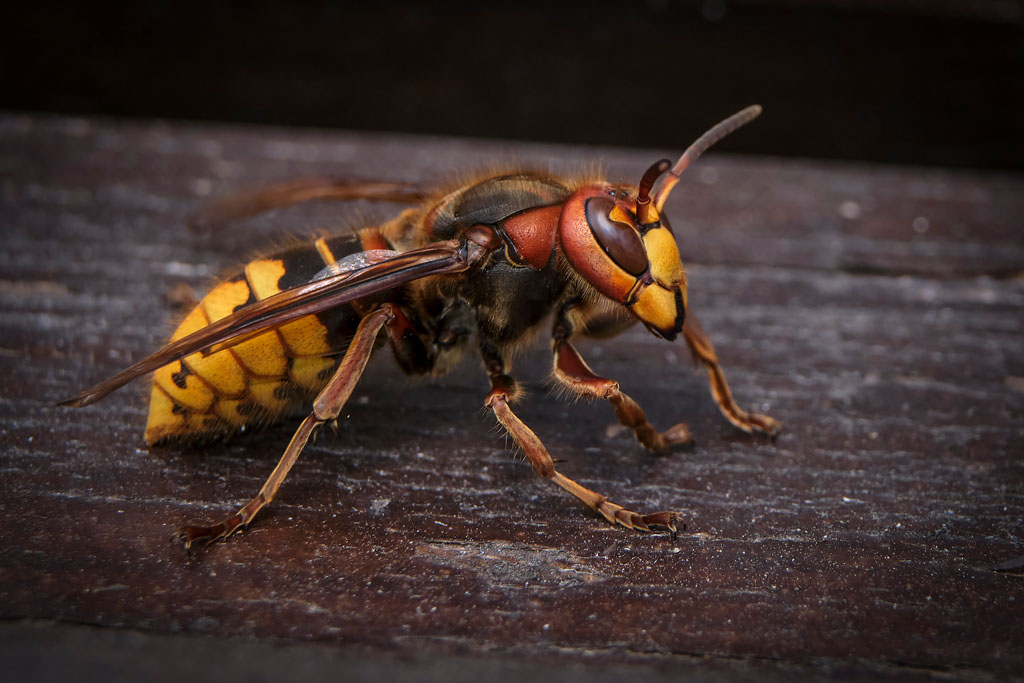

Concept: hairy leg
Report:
left=683, top=313, right=781, bottom=436
left=174, top=305, right=395, bottom=548
left=481, top=343, right=678, bottom=533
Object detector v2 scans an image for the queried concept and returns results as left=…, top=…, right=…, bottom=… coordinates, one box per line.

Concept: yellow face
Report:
left=630, top=218, right=688, bottom=339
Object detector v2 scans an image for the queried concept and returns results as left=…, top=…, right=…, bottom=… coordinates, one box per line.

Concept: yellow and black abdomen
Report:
left=145, top=235, right=367, bottom=444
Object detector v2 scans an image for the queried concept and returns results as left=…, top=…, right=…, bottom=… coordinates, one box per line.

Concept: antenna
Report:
left=635, top=158, right=671, bottom=224
left=653, top=105, right=763, bottom=212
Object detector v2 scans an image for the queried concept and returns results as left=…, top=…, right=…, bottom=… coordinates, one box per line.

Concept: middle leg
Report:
left=480, top=342, right=678, bottom=533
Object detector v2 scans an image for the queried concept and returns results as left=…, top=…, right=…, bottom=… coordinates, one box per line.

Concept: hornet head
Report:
left=558, top=105, right=763, bottom=341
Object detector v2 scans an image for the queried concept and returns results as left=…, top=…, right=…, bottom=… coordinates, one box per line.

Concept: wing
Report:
left=189, top=177, right=429, bottom=231
left=60, top=240, right=480, bottom=408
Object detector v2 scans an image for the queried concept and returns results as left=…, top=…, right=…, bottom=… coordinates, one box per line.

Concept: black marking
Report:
left=276, top=243, right=339, bottom=291
left=638, top=211, right=671, bottom=236
left=236, top=400, right=261, bottom=417
left=227, top=273, right=257, bottom=313
left=316, top=306, right=362, bottom=355
left=324, top=234, right=368, bottom=262
left=170, top=363, right=192, bottom=390
left=674, top=287, right=686, bottom=336
left=171, top=403, right=190, bottom=418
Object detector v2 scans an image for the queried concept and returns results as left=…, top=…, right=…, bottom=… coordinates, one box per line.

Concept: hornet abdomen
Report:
left=145, top=235, right=368, bottom=444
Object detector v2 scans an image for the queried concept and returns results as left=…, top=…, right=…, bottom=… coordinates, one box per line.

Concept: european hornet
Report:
left=62, top=106, right=780, bottom=548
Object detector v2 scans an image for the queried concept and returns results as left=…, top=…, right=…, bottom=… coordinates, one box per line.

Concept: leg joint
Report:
left=486, top=373, right=521, bottom=405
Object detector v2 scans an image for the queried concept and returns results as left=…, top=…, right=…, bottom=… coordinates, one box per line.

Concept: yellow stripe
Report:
left=244, top=256, right=333, bottom=360
left=315, top=237, right=337, bottom=265
left=245, top=259, right=285, bottom=300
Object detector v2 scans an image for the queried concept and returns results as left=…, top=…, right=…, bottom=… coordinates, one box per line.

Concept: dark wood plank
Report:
left=1, top=114, right=1021, bottom=680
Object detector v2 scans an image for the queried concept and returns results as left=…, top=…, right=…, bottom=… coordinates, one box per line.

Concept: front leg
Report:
left=551, top=323, right=692, bottom=453
left=559, top=301, right=780, bottom=441
left=682, top=313, right=781, bottom=437
left=480, top=343, right=677, bottom=533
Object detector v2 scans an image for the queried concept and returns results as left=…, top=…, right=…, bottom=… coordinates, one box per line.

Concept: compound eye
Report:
left=585, top=196, right=648, bottom=276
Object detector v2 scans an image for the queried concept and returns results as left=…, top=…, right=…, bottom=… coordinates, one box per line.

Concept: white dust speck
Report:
left=192, top=178, right=213, bottom=196
left=838, top=200, right=862, bottom=220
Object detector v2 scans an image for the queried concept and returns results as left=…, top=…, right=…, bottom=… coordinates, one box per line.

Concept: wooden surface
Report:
left=1, top=114, right=1022, bottom=681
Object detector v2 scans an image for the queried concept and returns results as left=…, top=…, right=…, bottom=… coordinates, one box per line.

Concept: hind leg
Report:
left=175, top=305, right=396, bottom=548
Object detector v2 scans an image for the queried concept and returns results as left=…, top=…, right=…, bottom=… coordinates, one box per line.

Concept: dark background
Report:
left=2, top=1, right=1022, bottom=168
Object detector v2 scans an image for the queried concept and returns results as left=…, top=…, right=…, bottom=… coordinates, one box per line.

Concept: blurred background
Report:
left=2, top=0, right=1021, bottom=170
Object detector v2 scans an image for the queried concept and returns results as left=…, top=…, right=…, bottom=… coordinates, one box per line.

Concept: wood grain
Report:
left=1, top=115, right=1021, bottom=680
